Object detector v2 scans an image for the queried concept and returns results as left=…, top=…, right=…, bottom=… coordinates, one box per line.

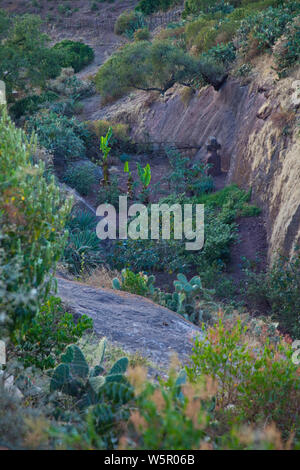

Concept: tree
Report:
left=0, top=14, right=61, bottom=97
left=95, top=40, right=227, bottom=101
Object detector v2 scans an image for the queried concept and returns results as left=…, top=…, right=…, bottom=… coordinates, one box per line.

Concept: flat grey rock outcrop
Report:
left=57, top=277, right=202, bottom=369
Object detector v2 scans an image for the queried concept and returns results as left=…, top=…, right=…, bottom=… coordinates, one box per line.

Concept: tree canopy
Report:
left=95, top=40, right=227, bottom=101
left=0, top=12, right=61, bottom=97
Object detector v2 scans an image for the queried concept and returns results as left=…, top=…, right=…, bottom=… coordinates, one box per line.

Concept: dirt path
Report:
left=57, top=277, right=203, bottom=369
left=228, top=215, right=268, bottom=282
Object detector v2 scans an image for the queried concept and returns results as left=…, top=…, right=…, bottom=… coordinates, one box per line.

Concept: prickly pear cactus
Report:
left=50, top=340, right=132, bottom=410
left=112, top=269, right=156, bottom=297
left=173, top=274, right=214, bottom=323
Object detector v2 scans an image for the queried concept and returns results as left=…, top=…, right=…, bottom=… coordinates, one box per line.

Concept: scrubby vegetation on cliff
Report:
left=0, top=0, right=300, bottom=451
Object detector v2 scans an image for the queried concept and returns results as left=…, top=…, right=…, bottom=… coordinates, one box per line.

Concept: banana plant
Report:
left=124, top=161, right=134, bottom=200
left=100, top=126, right=113, bottom=187
left=137, top=163, right=151, bottom=203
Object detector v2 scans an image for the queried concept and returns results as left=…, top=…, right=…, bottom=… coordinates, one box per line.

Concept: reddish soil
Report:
left=228, top=215, right=268, bottom=281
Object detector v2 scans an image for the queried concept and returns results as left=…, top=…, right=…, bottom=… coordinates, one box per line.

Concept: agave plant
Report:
left=64, top=230, right=102, bottom=275
left=67, top=209, right=97, bottom=232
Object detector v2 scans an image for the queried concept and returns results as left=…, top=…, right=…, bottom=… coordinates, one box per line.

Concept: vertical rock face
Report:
left=97, top=64, right=300, bottom=261
left=228, top=75, right=300, bottom=262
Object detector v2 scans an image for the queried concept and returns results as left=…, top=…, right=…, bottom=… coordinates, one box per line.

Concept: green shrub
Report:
left=134, top=27, right=151, bottom=41
left=98, top=175, right=121, bottom=206
left=107, top=205, right=236, bottom=275
left=195, top=183, right=260, bottom=216
left=242, top=250, right=300, bottom=338
left=9, top=92, right=58, bottom=119
left=114, top=10, right=145, bottom=37
left=201, top=42, right=236, bottom=66
left=25, top=110, right=90, bottom=162
left=15, top=296, right=93, bottom=370
left=53, top=40, right=95, bottom=72
left=0, top=380, right=28, bottom=449
left=0, top=107, right=71, bottom=341
left=47, top=69, right=95, bottom=100
left=164, top=146, right=214, bottom=196
left=185, top=10, right=241, bottom=54
left=186, top=316, right=300, bottom=436
left=64, top=162, right=97, bottom=196
left=126, top=369, right=211, bottom=450
left=107, top=185, right=259, bottom=275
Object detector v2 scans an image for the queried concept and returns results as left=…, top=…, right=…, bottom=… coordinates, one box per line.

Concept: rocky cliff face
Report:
left=94, top=59, right=300, bottom=262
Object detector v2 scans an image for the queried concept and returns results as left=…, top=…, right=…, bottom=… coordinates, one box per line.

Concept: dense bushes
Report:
left=98, top=1, right=300, bottom=101
left=185, top=7, right=245, bottom=54
left=53, top=40, right=95, bottom=73
left=0, top=8, right=11, bottom=39
left=106, top=179, right=258, bottom=276
left=107, top=202, right=235, bottom=274
left=114, top=9, right=145, bottom=37
left=25, top=110, right=90, bottom=162
left=0, top=107, right=71, bottom=341
left=42, top=317, right=300, bottom=449
left=236, top=3, right=300, bottom=58
left=63, top=161, right=97, bottom=196
left=0, top=13, right=94, bottom=98
left=187, top=316, right=300, bottom=438
left=10, top=92, right=58, bottom=119
left=182, top=0, right=299, bottom=75
left=243, top=250, right=300, bottom=338
left=15, top=296, right=93, bottom=370
left=183, top=0, right=284, bottom=18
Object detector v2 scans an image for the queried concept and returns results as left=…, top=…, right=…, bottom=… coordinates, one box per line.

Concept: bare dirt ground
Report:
left=1, top=0, right=138, bottom=24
